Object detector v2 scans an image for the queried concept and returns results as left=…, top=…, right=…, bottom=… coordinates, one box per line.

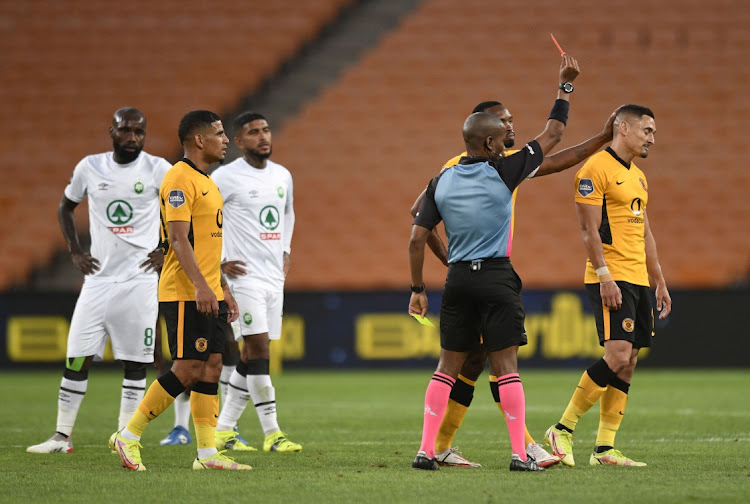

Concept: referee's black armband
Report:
left=548, top=99, right=570, bottom=126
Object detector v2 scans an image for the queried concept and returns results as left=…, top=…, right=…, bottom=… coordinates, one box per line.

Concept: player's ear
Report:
left=194, top=133, right=204, bottom=149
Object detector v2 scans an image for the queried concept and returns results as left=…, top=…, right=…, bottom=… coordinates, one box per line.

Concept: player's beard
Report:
left=246, top=146, right=272, bottom=162
left=112, top=140, right=142, bottom=164
left=504, top=137, right=515, bottom=149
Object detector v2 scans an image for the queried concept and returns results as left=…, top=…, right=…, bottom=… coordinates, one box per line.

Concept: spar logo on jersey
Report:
left=577, top=178, right=594, bottom=197
left=107, top=200, right=134, bottom=234
left=168, top=189, right=185, bottom=208
left=260, top=205, right=280, bottom=230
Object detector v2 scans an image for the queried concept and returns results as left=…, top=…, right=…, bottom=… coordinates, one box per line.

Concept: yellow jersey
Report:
left=159, top=159, right=224, bottom=301
left=574, top=148, right=649, bottom=286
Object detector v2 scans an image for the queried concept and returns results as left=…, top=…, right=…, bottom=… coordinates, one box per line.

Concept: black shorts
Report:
left=160, top=300, right=228, bottom=361
left=440, top=258, right=527, bottom=353
left=585, top=281, right=654, bottom=349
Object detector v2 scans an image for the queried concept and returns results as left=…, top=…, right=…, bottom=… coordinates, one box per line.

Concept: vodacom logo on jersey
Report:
left=106, top=200, right=134, bottom=234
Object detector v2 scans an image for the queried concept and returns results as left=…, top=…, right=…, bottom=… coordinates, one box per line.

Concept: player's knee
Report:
left=65, top=356, right=93, bottom=374
left=222, top=350, right=240, bottom=367
left=606, top=354, right=630, bottom=374
left=63, top=367, right=88, bottom=381
left=122, top=361, right=147, bottom=381
left=460, top=351, right=487, bottom=381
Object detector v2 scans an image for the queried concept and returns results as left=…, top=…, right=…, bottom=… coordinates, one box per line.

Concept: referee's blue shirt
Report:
left=414, top=141, right=543, bottom=263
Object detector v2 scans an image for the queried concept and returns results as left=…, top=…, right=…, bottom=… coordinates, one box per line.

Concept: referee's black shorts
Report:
left=160, top=300, right=228, bottom=361
left=440, top=258, right=527, bottom=353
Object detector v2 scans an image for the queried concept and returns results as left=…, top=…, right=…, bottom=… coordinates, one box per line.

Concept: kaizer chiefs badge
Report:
left=195, top=338, right=208, bottom=352
left=622, top=318, right=635, bottom=333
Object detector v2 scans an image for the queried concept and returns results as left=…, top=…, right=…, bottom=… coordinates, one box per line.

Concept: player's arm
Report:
left=409, top=178, right=443, bottom=316
left=408, top=224, right=431, bottom=317
left=535, top=108, right=618, bottom=177
left=220, top=272, right=239, bottom=323
left=410, top=188, right=448, bottom=266
left=283, top=176, right=295, bottom=276
left=533, top=54, right=580, bottom=155
left=575, top=202, right=622, bottom=310
left=644, top=211, right=671, bottom=319
left=168, top=220, right=218, bottom=317
left=58, top=195, right=100, bottom=275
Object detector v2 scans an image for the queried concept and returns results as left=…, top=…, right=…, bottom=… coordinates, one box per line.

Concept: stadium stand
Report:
left=4, top=0, right=748, bottom=291
left=0, top=0, right=352, bottom=290
left=273, top=0, right=750, bottom=289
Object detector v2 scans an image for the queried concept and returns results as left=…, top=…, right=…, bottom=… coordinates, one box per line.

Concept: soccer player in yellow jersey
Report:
left=411, top=101, right=619, bottom=467
left=111, top=110, right=251, bottom=471
left=545, top=105, right=671, bottom=467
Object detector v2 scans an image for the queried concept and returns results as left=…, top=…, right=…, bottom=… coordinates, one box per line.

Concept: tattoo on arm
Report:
left=574, top=147, right=588, bottom=159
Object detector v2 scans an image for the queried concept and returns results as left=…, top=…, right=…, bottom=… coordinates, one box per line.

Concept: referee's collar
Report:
left=605, top=147, right=631, bottom=169
left=458, top=155, right=492, bottom=165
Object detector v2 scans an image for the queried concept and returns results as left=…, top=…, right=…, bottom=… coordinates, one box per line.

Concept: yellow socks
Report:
left=435, top=374, right=475, bottom=453
left=191, top=387, right=219, bottom=450
left=596, top=378, right=630, bottom=448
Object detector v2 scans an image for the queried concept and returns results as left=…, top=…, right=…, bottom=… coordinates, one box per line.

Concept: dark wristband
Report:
left=548, top=98, right=570, bottom=126
left=410, top=283, right=426, bottom=293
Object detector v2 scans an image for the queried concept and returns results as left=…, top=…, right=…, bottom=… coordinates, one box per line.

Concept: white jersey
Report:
left=212, top=157, right=294, bottom=291
left=64, top=151, right=171, bottom=282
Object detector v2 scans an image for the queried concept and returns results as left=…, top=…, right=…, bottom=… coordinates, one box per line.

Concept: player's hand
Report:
left=195, top=282, right=219, bottom=317
left=601, top=107, right=621, bottom=142
left=600, top=280, right=622, bottom=311
left=224, top=288, right=239, bottom=323
left=140, top=248, right=164, bottom=273
left=283, top=252, right=291, bottom=277
left=655, top=283, right=672, bottom=319
left=559, top=54, right=580, bottom=83
left=71, top=251, right=101, bottom=275
left=409, top=292, right=428, bottom=317
left=221, top=260, right=247, bottom=278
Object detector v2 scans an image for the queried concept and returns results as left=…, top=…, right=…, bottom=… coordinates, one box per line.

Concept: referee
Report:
left=409, top=54, right=580, bottom=472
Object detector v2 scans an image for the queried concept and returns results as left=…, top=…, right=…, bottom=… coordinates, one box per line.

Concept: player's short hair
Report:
left=178, top=110, right=222, bottom=144
left=616, top=104, right=654, bottom=123
left=233, top=111, right=267, bottom=136
left=472, top=101, right=504, bottom=114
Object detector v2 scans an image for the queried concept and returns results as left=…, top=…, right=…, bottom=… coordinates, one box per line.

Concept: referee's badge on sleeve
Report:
left=168, top=190, right=185, bottom=208
left=577, top=178, right=594, bottom=197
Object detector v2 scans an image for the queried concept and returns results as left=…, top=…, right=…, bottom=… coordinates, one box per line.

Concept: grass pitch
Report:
left=1, top=368, right=748, bottom=503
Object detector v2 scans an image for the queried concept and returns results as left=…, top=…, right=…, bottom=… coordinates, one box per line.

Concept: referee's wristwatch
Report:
left=410, top=283, right=426, bottom=293
left=559, top=82, right=574, bottom=93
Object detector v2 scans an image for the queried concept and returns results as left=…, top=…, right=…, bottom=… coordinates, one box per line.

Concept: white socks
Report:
left=56, top=377, right=87, bottom=437
left=118, top=378, right=146, bottom=430
left=216, top=369, right=251, bottom=432
left=220, top=365, right=235, bottom=403
left=173, top=391, right=191, bottom=429
left=247, top=374, right=279, bottom=436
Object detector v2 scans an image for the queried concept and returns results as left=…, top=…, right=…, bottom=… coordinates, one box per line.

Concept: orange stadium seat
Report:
left=273, top=0, right=749, bottom=290
left=2, top=0, right=352, bottom=290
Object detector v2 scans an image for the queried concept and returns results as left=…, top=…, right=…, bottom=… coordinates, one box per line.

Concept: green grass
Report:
left=1, top=369, right=748, bottom=503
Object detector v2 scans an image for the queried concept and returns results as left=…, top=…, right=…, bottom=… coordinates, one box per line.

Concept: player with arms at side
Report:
left=210, top=112, right=301, bottom=453
left=111, top=110, right=249, bottom=471
left=544, top=105, right=671, bottom=467
left=411, top=101, right=618, bottom=468
left=28, top=108, right=169, bottom=454
left=410, top=55, right=579, bottom=471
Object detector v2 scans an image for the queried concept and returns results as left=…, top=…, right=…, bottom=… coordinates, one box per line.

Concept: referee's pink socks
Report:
left=498, top=373, right=527, bottom=461
left=419, top=372, right=455, bottom=458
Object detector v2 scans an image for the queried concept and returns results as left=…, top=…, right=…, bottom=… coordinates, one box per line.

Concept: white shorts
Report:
left=230, top=283, right=283, bottom=341
left=67, top=277, right=158, bottom=362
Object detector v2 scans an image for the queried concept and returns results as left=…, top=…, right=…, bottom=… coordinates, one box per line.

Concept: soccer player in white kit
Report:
left=210, top=112, right=301, bottom=452
left=27, top=108, right=171, bottom=454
